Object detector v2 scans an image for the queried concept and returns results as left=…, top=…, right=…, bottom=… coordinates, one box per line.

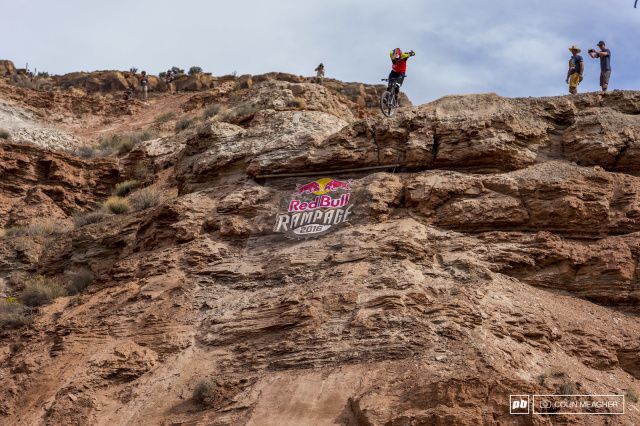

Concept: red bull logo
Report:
left=275, top=177, right=355, bottom=237
left=295, top=178, right=352, bottom=196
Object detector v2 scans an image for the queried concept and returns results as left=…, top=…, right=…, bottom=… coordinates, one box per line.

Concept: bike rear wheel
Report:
left=380, top=91, right=396, bottom=117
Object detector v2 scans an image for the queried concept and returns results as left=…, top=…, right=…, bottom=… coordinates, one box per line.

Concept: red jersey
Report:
left=390, top=49, right=412, bottom=74
left=392, top=58, right=409, bottom=73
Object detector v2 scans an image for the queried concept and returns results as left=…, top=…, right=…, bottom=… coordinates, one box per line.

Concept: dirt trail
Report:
left=70, top=93, right=195, bottom=141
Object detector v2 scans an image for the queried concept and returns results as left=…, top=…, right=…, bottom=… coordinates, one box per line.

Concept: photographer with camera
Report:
left=588, top=41, right=612, bottom=92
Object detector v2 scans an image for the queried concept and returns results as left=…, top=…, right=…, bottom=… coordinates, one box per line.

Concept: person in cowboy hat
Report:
left=566, top=45, right=584, bottom=95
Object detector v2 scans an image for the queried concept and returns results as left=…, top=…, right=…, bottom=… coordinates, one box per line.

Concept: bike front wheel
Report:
left=380, top=91, right=397, bottom=117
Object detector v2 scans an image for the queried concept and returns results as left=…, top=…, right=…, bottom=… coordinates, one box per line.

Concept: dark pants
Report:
left=600, top=70, right=611, bottom=90
left=388, top=71, right=405, bottom=93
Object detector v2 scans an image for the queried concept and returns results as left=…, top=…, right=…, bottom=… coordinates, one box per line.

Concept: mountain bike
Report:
left=380, top=78, right=401, bottom=117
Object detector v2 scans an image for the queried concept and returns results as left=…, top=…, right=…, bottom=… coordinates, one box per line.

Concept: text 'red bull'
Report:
left=288, top=194, right=350, bottom=213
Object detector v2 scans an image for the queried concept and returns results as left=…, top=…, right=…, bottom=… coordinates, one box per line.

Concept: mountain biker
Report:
left=388, top=48, right=415, bottom=94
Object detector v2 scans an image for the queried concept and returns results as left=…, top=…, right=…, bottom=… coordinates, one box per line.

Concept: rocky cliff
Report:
left=1, top=71, right=639, bottom=425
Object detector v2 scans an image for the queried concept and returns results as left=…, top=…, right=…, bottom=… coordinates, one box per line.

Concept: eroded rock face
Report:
left=2, top=88, right=640, bottom=425
left=0, top=60, right=16, bottom=77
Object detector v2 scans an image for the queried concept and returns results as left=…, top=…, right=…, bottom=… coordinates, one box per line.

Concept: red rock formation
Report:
left=1, top=77, right=640, bottom=425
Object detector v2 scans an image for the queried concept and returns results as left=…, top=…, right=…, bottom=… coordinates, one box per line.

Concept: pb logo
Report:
left=510, top=395, right=530, bottom=415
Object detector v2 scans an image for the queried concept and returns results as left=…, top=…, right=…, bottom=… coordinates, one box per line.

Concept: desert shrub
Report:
left=129, top=187, right=163, bottom=211
left=73, top=211, right=111, bottom=227
left=113, top=179, right=139, bottom=197
left=155, top=112, right=176, bottom=125
left=66, top=270, right=94, bottom=295
left=27, top=220, right=61, bottom=236
left=170, top=66, right=185, bottom=75
left=193, top=379, right=218, bottom=406
left=134, top=162, right=152, bottom=181
left=188, top=66, right=203, bottom=75
left=134, top=130, right=157, bottom=143
left=222, top=104, right=258, bottom=125
left=626, top=388, right=639, bottom=403
left=559, top=382, right=575, bottom=395
left=0, top=299, right=31, bottom=328
left=548, top=367, right=567, bottom=378
left=536, top=373, right=547, bottom=386
left=159, top=71, right=167, bottom=79
left=0, top=128, right=10, bottom=140
left=175, top=116, right=196, bottom=132
left=5, top=219, right=66, bottom=237
left=3, top=226, right=21, bottom=237
left=13, top=79, right=38, bottom=90
left=129, top=67, right=138, bottom=74
left=102, top=196, right=131, bottom=214
left=202, top=103, right=222, bottom=119
left=76, top=145, right=97, bottom=159
left=288, top=97, right=307, bottom=109
left=117, top=138, right=134, bottom=154
left=37, top=71, right=50, bottom=78
left=99, top=131, right=157, bottom=155
left=20, top=276, right=67, bottom=307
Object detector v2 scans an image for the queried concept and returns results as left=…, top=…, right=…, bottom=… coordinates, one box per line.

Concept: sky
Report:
left=2, top=0, right=640, bottom=104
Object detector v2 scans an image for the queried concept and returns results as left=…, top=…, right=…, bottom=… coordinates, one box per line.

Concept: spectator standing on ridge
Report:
left=588, top=41, right=612, bottom=92
left=164, top=69, right=175, bottom=93
left=566, top=45, right=584, bottom=95
left=140, top=71, right=149, bottom=100
left=315, top=63, right=325, bottom=84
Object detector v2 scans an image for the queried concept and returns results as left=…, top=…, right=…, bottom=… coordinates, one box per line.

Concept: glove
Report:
left=409, top=50, right=416, bottom=56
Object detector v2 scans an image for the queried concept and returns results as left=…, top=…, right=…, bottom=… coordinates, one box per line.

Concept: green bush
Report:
left=73, top=211, right=111, bottom=228
left=113, top=179, right=139, bottom=197
left=188, top=66, right=203, bottom=75
left=21, top=276, right=67, bottom=307
left=0, top=299, right=31, bottom=328
left=66, top=270, right=94, bottom=295
left=175, top=116, right=195, bottom=132
left=129, top=187, right=163, bottom=211
left=102, top=196, right=131, bottom=214
left=155, top=112, right=176, bottom=125
left=0, top=128, right=10, bottom=140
